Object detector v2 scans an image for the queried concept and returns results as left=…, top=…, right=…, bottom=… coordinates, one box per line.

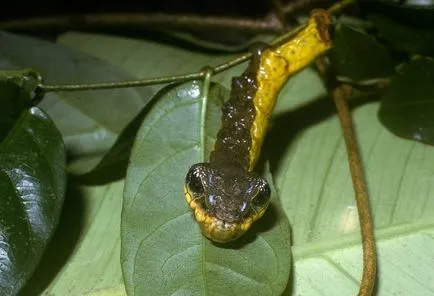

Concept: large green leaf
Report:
left=0, top=81, right=66, bottom=295
left=378, top=58, right=434, bottom=145
left=26, top=32, right=434, bottom=296
left=122, top=81, right=291, bottom=295
left=269, top=69, right=434, bottom=295
left=329, top=22, right=395, bottom=81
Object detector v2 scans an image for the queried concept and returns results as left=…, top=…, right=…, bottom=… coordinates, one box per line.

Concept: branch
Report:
left=316, top=57, right=377, bottom=296
left=0, top=13, right=285, bottom=34
left=0, top=0, right=352, bottom=34
left=281, top=0, right=327, bottom=14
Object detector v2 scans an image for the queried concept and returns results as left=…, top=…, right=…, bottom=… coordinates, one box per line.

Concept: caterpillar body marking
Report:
left=184, top=10, right=333, bottom=243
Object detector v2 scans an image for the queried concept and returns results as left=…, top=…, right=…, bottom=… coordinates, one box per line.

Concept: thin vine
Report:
left=0, top=1, right=335, bottom=34
left=317, top=56, right=377, bottom=296
left=35, top=0, right=355, bottom=95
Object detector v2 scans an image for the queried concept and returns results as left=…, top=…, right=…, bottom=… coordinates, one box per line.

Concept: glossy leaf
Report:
left=368, top=13, right=434, bottom=55
left=378, top=58, right=434, bottom=145
left=122, top=81, right=291, bottom=295
left=0, top=81, right=66, bottom=295
left=329, top=22, right=395, bottom=81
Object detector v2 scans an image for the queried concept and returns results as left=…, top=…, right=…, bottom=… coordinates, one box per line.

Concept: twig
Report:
left=0, top=13, right=284, bottom=33
left=0, top=1, right=335, bottom=33
left=332, top=84, right=377, bottom=296
left=269, top=0, right=289, bottom=31
left=34, top=21, right=288, bottom=93
left=36, top=0, right=355, bottom=94
left=281, top=0, right=326, bottom=14
left=37, top=55, right=250, bottom=93
left=328, top=0, right=357, bottom=14
left=316, top=57, right=377, bottom=296
left=334, top=84, right=376, bottom=296
left=0, top=1, right=355, bottom=34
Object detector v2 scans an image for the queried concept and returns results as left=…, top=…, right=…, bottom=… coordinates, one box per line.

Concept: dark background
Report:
left=1, top=0, right=276, bottom=21
left=2, top=1, right=434, bottom=29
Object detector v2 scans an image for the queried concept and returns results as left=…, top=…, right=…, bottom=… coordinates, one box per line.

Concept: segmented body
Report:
left=212, top=11, right=333, bottom=171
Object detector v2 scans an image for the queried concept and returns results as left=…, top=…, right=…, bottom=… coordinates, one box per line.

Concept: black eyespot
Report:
left=185, top=165, right=204, bottom=195
left=251, top=179, right=271, bottom=209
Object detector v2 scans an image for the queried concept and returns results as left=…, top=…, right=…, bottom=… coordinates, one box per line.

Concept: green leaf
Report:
left=378, top=57, right=434, bottom=145
left=0, top=74, right=33, bottom=142
left=0, top=31, right=154, bottom=173
left=368, top=13, right=434, bottom=55
left=23, top=32, right=434, bottom=296
left=77, top=99, right=153, bottom=184
left=122, top=81, right=291, bottom=295
left=0, top=81, right=66, bottom=295
left=329, top=22, right=395, bottom=81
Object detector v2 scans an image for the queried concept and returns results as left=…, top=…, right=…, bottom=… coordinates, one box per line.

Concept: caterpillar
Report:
left=184, top=10, right=333, bottom=243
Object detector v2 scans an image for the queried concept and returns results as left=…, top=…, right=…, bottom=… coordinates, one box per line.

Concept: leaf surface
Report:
left=0, top=81, right=66, bottom=295
left=269, top=68, right=434, bottom=295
